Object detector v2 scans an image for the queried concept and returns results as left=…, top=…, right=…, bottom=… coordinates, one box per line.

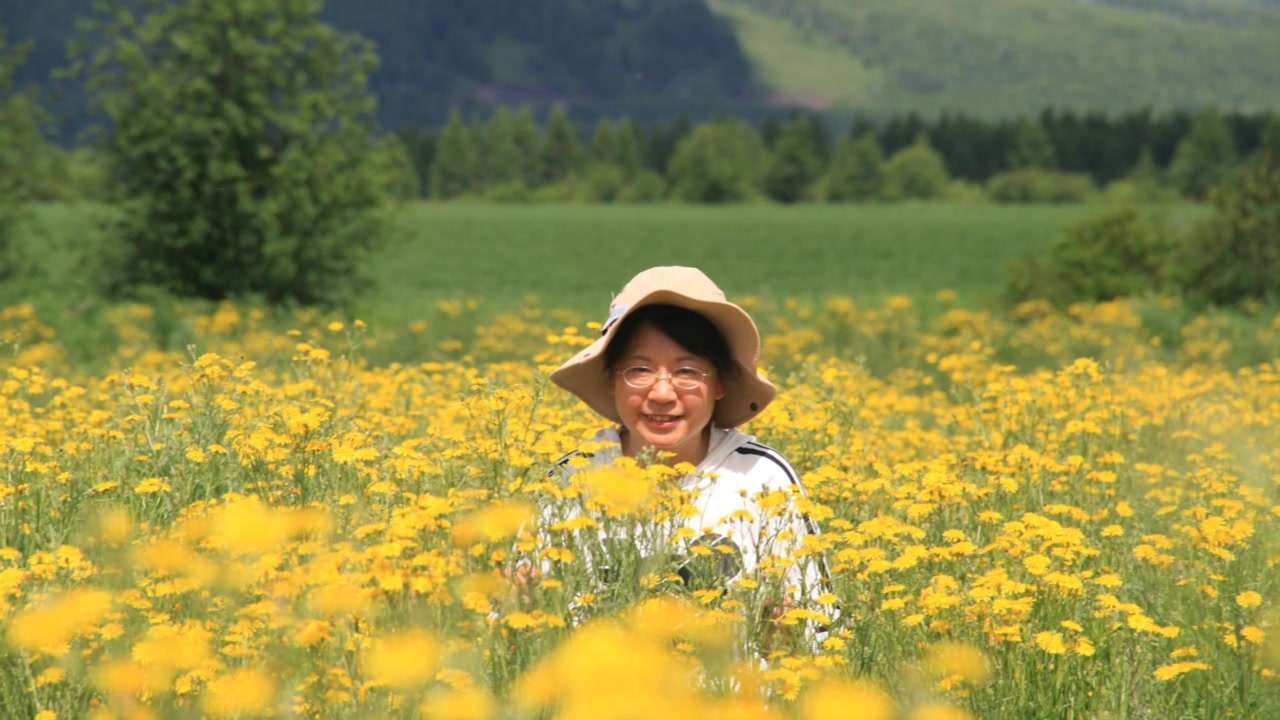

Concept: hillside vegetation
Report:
left=4, top=0, right=1280, bottom=128
left=712, top=0, right=1280, bottom=117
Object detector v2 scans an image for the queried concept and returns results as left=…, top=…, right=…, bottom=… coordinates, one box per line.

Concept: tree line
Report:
left=397, top=106, right=1280, bottom=205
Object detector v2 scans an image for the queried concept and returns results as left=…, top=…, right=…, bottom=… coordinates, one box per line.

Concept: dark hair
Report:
left=603, top=304, right=738, bottom=380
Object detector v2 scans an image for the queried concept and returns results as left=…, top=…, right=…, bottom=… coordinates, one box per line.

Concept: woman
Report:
left=546, top=266, right=832, bottom=642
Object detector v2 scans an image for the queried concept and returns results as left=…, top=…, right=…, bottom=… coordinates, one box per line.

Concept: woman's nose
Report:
left=648, top=376, right=678, bottom=400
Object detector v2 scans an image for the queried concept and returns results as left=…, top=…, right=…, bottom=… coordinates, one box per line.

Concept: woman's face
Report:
left=610, top=324, right=725, bottom=466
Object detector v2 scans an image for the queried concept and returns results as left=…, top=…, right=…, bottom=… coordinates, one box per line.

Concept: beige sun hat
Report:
left=550, top=266, right=777, bottom=429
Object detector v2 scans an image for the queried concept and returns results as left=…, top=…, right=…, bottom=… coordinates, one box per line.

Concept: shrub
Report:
left=1007, top=206, right=1177, bottom=306
left=617, top=171, right=667, bottom=204
left=485, top=182, right=533, bottom=204
left=1173, top=151, right=1280, bottom=307
left=580, top=164, right=628, bottom=204
left=882, top=135, right=949, bottom=201
left=987, top=169, right=1095, bottom=204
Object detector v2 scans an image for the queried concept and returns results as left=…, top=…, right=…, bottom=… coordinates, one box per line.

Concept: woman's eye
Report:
left=674, top=368, right=702, bottom=379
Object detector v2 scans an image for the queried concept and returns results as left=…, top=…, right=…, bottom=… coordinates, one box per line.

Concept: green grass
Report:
left=6, top=201, right=1213, bottom=369
left=363, top=202, right=1207, bottom=325
left=706, top=0, right=878, bottom=108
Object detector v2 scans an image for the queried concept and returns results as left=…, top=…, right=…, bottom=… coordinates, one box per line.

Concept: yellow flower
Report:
left=364, top=629, right=441, bottom=689
left=420, top=686, right=496, bottom=720
left=922, top=642, right=991, bottom=685
left=1154, top=661, right=1210, bottom=681
left=1242, top=626, right=1265, bottom=645
left=203, top=669, right=277, bottom=718
left=1237, top=591, right=1263, bottom=608
left=801, top=679, right=895, bottom=720
left=1034, top=631, right=1067, bottom=655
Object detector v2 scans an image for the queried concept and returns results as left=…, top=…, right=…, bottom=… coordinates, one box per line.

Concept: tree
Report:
left=1008, top=117, right=1057, bottom=170
left=71, top=0, right=397, bottom=306
left=0, top=30, right=40, bottom=279
left=612, top=118, right=644, bottom=178
left=540, top=105, right=582, bottom=184
left=481, top=107, right=526, bottom=189
left=1258, top=115, right=1280, bottom=159
left=1175, top=151, right=1280, bottom=307
left=668, top=119, right=767, bottom=204
left=883, top=134, right=950, bottom=201
left=430, top=110, right=479, bottom=200
left=825, top=132, right=885, bottom=202
left=1169, top=108, right=1237, bottom=200
left=589, top=118, right=617, bottom=168
left=510, top=107, right=542, bottom=188
left=763, top=116, right=821, bottom=204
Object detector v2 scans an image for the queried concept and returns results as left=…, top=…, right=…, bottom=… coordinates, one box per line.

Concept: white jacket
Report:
left=549, top=426, right=831, bottom=610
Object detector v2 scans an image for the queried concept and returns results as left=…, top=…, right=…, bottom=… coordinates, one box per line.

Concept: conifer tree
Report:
left=511, top=107, right=542, bottom=188
left=482, top=107, right=524, bottom=188
left=540, top=106, right=582, bottom=184
left=430, top=110, right=479, bottom=200
left=1169, top=108, right=1237, bottom=200
left=589, top=119, right=616, bottom=168
left=613, top=119, right=644, bottom=178
left=72, top=0, right=397, bottom=305
left=1008, top=117, right=1057, bottom=170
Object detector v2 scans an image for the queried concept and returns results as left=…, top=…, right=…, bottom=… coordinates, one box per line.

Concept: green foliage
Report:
left=716, top=0, right=1280, bottom=118
left=1174, top=151, right=1280, bottom=307
left=763, top=116, right=821, bottom=203
left=883, top=135, right=950, bottom=201
left=1007, top=206, right=1177, bottom=306
left=1169, top=108, right=1238, bottom=200
left=986, top=169, right=1094, bottom=204
left=617, top=171, right=667, bottom=204
left=1008, top=118, right=1057, bottom=170
left=70, top=0, right=397, bottom=307
left=1258, top=115, right=1280, bottom=158
left=540, top=106, right=582, bottom=185
left=0, top=30, right=39, bottom=280
left=482, top=107, right=526, bottom=188
left=580, top=164, right=627, bottom=204
left=668, top=119, right=767, bottom=204
left=431, top=111, right=480, bottom=200
left=824, top=132, right=884, bottom=202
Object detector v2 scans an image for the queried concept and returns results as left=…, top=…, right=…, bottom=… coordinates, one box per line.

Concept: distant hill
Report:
left=711, top=0, right=1280, bottom=118
left=4, top=0, right=1280, bottom=131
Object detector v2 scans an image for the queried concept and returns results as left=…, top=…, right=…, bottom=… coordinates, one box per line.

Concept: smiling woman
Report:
left=546, top=266, right=834, bottom=646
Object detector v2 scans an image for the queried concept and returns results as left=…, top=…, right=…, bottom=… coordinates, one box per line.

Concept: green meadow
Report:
left=9, top=201, right=1213, bottom=366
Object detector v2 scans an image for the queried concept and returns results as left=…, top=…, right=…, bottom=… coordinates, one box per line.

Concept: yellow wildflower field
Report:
left=0, top=295, right=1278, bottom=719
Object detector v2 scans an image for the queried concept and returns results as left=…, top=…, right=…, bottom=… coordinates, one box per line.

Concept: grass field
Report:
left=366, top=203, right=1208, bottom=322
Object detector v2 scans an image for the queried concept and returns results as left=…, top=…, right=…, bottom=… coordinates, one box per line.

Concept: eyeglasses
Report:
left=617, top=366, right=714, bottom=390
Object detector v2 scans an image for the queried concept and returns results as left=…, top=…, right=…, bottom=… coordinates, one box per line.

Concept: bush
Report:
left=1173, top=151, right=1280, bottom=307
left=882, top=135, right=949, bottom=201
left=617, top=171, right=667, bottom=204
left=485, top=182, right=533, bottom=204
left=580, top=164, right=627, bottom=204
left=987, top=169, right=1095, bottom=204
left=1007, top=206, right=1177, bottom=306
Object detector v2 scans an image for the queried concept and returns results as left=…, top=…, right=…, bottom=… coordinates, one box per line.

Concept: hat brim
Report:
left=549, top=289, right=776, bottom=429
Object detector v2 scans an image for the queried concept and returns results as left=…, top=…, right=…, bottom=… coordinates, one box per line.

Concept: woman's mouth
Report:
left=644, top=414, right=681, bottom=427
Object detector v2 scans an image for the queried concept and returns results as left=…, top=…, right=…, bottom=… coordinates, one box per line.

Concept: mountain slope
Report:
left=712, top=0, right=1280, bottom=117
left=3, top=0, right=1279, bottom=129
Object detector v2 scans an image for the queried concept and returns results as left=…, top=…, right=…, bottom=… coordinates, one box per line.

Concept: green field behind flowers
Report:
left=14, top=201, right=1208, bottom=326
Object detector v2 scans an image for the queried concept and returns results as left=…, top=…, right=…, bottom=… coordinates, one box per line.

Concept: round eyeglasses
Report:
left=618, top=366, right=714, bottom=390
